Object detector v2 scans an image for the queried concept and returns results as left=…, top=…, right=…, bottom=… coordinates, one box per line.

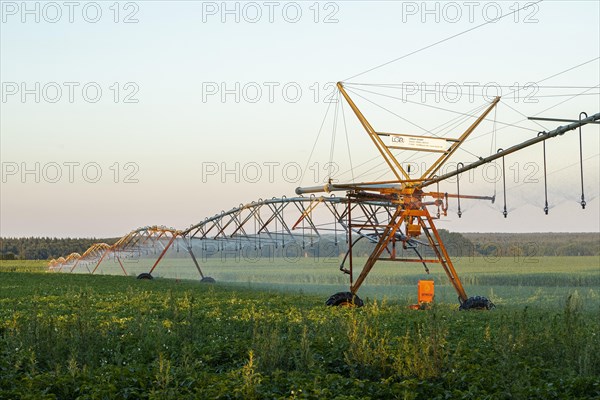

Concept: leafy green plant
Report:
left=0, top=261, right=599, bottom=399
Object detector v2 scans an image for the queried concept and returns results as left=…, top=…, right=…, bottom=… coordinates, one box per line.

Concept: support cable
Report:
left=348, top=86, right=538, bottom=133
left=342, top=0, right=543, bottom=81
left=347, top=83, right=600, bottom=90
left=501, top=100, right=549, bottom=132
left=345, top=87, right=483, bottom=160
left=301, top=87, right=336, bottom=184
left=333, top=102, right=486, bottom=182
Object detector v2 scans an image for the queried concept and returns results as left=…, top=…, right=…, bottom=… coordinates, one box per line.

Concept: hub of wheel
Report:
left=459, top=296, right=495, bottom=310
left=325, top=291, right=364, bottom=307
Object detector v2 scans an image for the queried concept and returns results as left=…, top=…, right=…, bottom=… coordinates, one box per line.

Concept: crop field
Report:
left=1, top=257, right=599, bottom=399
left=89, top=254, right=600, bottom=310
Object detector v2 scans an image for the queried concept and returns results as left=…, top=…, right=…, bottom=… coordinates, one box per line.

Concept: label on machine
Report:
left=387, top=134, right=450, bottom=152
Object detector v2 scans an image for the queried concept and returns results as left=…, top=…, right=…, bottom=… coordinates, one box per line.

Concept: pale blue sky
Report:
left=1, top=0, right=599, bottom=236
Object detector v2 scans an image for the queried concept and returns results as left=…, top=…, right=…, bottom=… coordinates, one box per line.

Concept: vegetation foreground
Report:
left=1, top=261, right=599, bottom=399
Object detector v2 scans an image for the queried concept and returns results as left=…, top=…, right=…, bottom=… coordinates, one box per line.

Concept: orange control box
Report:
left=418, top=280, right=434, bottom=304
left=407, top=224, right=421, bottom=237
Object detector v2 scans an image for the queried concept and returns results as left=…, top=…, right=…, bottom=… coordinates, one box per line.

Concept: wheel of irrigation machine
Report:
left=200, top=276, right=216, bottom=283
left=325, top=292, right=364, bottom=307
left=137, top=272, right=154, bottom=280
left=459, top=296, right=495, bottom=310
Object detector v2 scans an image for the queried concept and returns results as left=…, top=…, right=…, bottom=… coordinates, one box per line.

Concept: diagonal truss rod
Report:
left=422, top=96, right=500, bottom=179
left=337, top=82, right=411, bottom=181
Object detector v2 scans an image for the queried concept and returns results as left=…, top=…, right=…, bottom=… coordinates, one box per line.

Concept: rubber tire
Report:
left=200, top=276, right=216, bottom=283
left=459, top=296, right=495, bottom=310
left=325, top=292, right=364, bottom=307
left=137, top=272, right=153, bottom=280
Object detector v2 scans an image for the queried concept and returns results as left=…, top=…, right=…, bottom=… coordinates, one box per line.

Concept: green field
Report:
left=90, top=255, right=600, bottom=310
left=1, top=258, right=599, bottom=399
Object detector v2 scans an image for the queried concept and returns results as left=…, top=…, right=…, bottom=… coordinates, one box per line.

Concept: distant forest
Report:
left=1, top=231, right=598, bottom=260
left=0, top=237, right=118, bottom=260
left=462, top=232, right=600, bottom=257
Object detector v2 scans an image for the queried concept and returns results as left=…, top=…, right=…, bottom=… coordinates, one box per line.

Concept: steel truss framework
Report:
left=48, top=198, right=418, bottom=273
left=49, top=226, right=186, bottom=277
left=49, top=81, right=599, bottom=309
left=183, top=196, right=442, bottom=278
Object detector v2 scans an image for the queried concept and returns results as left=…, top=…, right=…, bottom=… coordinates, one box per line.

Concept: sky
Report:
left=1, top=0, right=599, bottom=237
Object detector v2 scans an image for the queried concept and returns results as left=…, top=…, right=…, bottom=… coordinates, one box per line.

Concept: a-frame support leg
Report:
left=417, top=208, right=468, bottom=303
left=180, top=235, right=210, bottom=280
left=148, top=235, right=177, bottom=275
left=91, top=249, right=111, bottom=274
left=115, top=255, right=128, bottom=276
left=187, top=244, right=205, bottom=279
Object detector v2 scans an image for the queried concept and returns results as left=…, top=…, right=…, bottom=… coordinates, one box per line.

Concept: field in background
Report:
left=44, top=254, right=600, bottom=310
left=201, top=255, right=600, bottom=307
left=0, top=260, right=47, bottom=272
left=8, top=255, right=599, bottom=310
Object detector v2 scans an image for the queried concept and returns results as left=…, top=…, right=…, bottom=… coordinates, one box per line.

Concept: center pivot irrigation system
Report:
left=49, top=82, right=599, bottom=310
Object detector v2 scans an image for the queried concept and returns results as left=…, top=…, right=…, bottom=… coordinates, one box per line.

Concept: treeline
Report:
left=343, top=229, right=475, bottom=258
left=2, top=231, right=598, bottom=260
left=462, top=232, right=600, bottom=257
left=162, top=230, right=476, bottom=260
left=0, top=237, right=118, bottom=260
left=0, top=231, right=473, bottom=261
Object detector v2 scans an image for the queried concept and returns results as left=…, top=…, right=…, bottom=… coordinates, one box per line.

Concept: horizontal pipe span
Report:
left=528, top=117, right=600, bottom=124
left=379, top=258, right=442, bottom=263
left=296, top=182, right=408, bottom=195
left=295, top=184, right=334, bottom=195
left=422, top=112, right=600, bottom=187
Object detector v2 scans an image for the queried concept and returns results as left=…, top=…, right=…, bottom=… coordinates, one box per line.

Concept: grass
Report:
left=1, top=258, right=599, bottom=398
left=0, top=260, right=47, bottom=273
